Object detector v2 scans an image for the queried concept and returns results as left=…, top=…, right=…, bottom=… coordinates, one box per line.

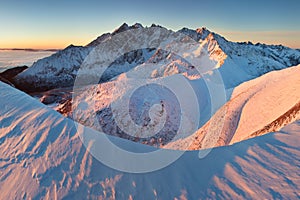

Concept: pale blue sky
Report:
left=0, top=0, right=299, bottom=48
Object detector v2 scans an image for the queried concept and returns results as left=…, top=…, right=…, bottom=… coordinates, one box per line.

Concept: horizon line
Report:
left=0, top=48, right=62, bottom=51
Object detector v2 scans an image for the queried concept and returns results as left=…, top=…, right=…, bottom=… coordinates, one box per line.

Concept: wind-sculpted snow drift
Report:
left=165, top=65, right=300, bottom=150
left=0, top=81, right=299, bottom=199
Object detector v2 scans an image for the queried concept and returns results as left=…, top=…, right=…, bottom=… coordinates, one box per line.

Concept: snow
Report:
left=0, top=81, right=299, bottom=199
left=230, top=65, right=300, bottom=143
left=70, top=74, right=203, bottom=147
left=166, top=65, right=300, bottom=150
left=14, top=45, right=92, bottom=91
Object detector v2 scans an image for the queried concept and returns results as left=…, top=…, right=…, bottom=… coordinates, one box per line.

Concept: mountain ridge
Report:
left=13, top=23, right=300, bottom=92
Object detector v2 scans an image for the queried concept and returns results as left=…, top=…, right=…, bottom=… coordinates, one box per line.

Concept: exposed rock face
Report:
left=0, top=65, right=28, bottom=83
left=0, top=75, right=14, bottom=87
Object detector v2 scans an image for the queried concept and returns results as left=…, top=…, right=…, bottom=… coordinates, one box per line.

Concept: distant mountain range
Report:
left=3, top=23, right=298, bottom=149
left=0, top=48, right=60, bottom=52
left=12, top=23, right=300, bottom=92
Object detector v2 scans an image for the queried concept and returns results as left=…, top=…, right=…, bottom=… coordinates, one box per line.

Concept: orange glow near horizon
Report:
left=219, top=30, right=300, bottom=49
left=0, top=42, right=69, bottom=50
left=0, top=35, right=96, bottom=49
left=1, top=31, right=299, bottom=50
left=0, top=39, right=88, bottom=49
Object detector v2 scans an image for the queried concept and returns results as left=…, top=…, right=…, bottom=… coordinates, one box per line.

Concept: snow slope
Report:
left=68, top=74, right=206, bottom=147
left=166, top=65, right=300, bottom=150
left=0, top=81, right=299, bottom=199
left=14, top=45, right=92, bottom=92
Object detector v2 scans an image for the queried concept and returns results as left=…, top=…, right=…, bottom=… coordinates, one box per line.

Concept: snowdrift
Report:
left=0, top=81, right=299, bottom=199
left=166, top=65, right=300, bottom=150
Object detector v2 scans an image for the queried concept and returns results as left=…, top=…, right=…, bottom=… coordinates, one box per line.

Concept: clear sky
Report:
left=0, top=0, right=299, bottom=49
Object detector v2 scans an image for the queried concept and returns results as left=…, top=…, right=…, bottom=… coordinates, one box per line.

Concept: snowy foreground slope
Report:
left=166, top=65, right=300, bottom=150
left=0, top=81, right=299, bottom=199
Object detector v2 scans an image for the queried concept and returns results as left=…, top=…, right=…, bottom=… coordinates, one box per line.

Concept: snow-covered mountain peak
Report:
left=14, top=45, right=92, bottom=92
left=87, top=23, right=145, bottom=47
left=13, top=22, right=300, bottom=92
left=112, top=22, right=130, bottom=35
left=150, top=23, right=163, bottom=28
left=178, top=27, right=208, bottom=41
left=179, top=27, right=225, bottom=45
left=131, top=22, right=144, bottom=29
left=112, top=22, right=145, bottom=35
left=196, top=26, right=211, bottom=37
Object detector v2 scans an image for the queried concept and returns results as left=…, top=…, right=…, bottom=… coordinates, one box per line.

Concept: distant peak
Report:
left=196, top=27, right=210, bottom=34
left=178, top=26, right=212, bottom=41
left=151, top=23, right=162, bottom=28
left=180, top=27, right=191, bottom=31
left=120, top=22, right=129, bottom=28
left=66, top=44, right=77, bottom=49
left=113, top=23, right=130, bottom=34
left=131, top=23, right=143, bottom=29
left=112, top=23, right=145, bottom=35
left=88, top=23, right=144, bottom=47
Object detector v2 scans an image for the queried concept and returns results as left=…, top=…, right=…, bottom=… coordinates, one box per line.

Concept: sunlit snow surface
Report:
left=0, top=50, right=54, bottom=72
left=165, top=65, right=300, bottom=150
left=0, top=81, right=299, bottom=199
